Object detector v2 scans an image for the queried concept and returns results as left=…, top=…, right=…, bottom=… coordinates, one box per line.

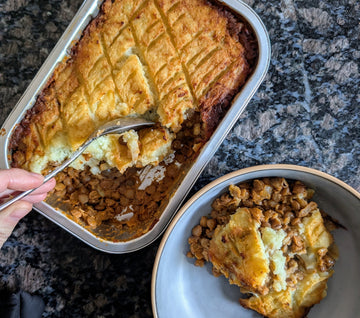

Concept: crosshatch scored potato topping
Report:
left=187, top=178, right=339, bottom=318
left=9, top=0, right=257, bottom=240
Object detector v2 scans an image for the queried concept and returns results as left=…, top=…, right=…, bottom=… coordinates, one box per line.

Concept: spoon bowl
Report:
left=0, top=117, right=154, bottom=211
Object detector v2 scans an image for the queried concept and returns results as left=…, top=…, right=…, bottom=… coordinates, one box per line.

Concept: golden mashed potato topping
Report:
left=9, top=0, right=256, bottom=240
left=187, top=178, right=339, bottom=318
left=10, top=0, right=250, bottom=175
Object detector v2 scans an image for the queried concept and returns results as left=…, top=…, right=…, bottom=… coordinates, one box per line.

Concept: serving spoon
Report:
left=0, top=117, right=154, bottom=212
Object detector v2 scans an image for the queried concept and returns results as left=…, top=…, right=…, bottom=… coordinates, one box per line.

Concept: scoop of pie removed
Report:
left=187, top=179, right=338, bottom=318
left=209, top=205, right=336, bottom=318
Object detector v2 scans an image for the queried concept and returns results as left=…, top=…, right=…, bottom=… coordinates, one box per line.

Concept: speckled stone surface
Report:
left=0, top=0, right=359, bottom=317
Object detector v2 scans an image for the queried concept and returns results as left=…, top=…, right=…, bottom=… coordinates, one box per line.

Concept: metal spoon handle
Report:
left=0, top=187, right=39, bottom=212
left=0, top=118, right=153, bottom=212
left=0, top=138, right=94, bottom=212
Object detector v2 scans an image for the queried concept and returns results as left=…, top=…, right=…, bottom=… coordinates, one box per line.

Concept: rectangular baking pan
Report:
left=0, top=0, right=270, bottom=253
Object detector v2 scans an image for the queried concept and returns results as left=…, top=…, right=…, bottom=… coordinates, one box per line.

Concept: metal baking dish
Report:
left=0, top=0, right=270, bottom=253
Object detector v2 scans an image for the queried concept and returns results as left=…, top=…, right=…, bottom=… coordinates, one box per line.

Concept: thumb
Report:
left=0, top=201, right=32, bottom=248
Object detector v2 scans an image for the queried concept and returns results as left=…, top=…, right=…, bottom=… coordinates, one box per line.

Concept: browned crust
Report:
left=199, top=0, right=257, bottom=137
left=10, top=85, right=56, bottom=167
left=9, top=5, right=108, bottom=162
left=9, top=0, right=257, bottom=168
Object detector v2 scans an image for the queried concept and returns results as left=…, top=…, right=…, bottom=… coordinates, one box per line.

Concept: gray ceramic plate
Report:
left=152, top=164, right=360, bottom=318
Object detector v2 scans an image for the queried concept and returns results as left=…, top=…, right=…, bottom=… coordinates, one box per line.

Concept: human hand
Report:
left=0, top=168, right=56, bottom=248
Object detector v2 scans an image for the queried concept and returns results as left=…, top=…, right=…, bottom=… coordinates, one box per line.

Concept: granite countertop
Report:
left=0, top=0, right=359, bottom=317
